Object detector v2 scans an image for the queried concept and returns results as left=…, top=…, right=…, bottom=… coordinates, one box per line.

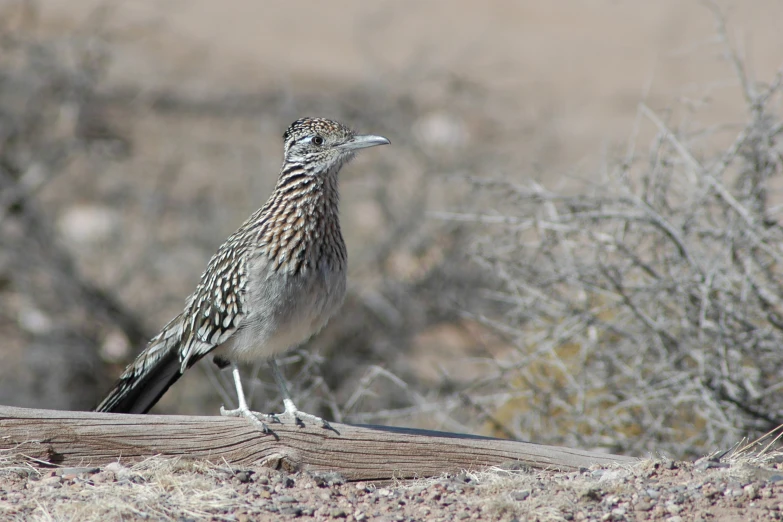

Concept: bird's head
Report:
left=282, top=117, right=389, bottom=173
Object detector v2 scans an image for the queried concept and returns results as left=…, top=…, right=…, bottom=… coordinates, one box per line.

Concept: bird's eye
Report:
left=311, top=136, right=324, bottom=146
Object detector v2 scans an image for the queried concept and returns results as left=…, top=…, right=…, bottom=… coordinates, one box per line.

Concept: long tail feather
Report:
left=95, top=314, right=199, bottom=414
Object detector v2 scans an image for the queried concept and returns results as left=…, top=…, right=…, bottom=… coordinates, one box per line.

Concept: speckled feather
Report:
left=95, top=118, right=382, bottom=414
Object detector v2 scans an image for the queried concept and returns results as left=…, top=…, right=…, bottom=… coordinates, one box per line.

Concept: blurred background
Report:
left=1, top=0, right=782, bottom=459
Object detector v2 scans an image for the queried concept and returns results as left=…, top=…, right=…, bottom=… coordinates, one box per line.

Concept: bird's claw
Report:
left=220, top=405, right=278, bottom=434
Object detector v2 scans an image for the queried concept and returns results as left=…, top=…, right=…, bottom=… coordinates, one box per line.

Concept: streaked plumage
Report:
left=95, top=118, right=389, bottom=427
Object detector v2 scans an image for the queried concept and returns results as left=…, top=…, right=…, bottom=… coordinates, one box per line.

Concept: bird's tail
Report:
left=95, top=314, right=190, bottom=414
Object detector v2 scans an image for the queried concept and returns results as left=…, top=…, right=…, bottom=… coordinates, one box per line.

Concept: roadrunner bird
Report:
left=95, top=118, right=390, bottom=432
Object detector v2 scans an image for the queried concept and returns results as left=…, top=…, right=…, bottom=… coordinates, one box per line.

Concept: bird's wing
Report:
left=178, top=238, right=250, bottom=371
left=95, top=230, right=255, bottom=413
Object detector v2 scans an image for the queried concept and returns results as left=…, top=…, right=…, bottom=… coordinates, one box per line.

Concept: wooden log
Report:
left=0, top=405, right=638, bottom=481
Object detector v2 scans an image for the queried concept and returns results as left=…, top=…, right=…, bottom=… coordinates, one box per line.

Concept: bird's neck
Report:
left=274, top=161, right=340, bottom=220
left=247, top=161, right=344, bottom=274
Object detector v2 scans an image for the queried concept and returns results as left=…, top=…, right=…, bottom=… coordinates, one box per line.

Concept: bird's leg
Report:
left=270, top=359, right=333, bottom=430
left=219, top=364, right=277, bottom=433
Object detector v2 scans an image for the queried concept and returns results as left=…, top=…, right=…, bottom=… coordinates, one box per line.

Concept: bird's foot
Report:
left=220, top=405, right=278, bottom=434
left=275, top=399, right=336, bottom=432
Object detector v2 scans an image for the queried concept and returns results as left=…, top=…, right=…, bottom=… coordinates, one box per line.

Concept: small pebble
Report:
left=91, top=471, right=116, bottom=483
left=695, top=460, right=729, bottom=471
left=234, top=471, right=253, bottom=483
left=56, top=467, right=99, bottom=476
left=279, top=506, right=301, bottom=516
left=634, top=501, right=653, bottom=512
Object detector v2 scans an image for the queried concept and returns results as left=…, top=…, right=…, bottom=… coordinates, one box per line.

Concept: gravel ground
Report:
left=1, top=454, right=781, bottom=521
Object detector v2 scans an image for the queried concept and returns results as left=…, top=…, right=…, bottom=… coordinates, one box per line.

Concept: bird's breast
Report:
left=223, top=246, right=346, bottom=362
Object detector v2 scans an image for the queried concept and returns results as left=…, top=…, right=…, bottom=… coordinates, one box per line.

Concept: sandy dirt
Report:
left=1, top=454, right=781, bottom=521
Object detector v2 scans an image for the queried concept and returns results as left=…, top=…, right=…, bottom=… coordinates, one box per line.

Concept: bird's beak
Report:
left=339, top=134, right=391, bottom=151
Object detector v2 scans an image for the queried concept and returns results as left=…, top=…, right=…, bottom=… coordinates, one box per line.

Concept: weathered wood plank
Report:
left=0, top=405, right=637, bottom=480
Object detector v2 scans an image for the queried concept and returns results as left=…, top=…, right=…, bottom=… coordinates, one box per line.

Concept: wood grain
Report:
left=0, top=405, right=638, bottom=480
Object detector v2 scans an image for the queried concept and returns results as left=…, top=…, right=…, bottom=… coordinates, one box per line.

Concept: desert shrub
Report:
left=456, top=66, right=783, bottom=457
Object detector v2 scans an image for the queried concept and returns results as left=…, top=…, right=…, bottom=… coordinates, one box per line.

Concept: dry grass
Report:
left=0, top=454, right=258, bottom=520
left=722, top=423, right=783, bottom=468
left=0, top=452, right=696, bottom=521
